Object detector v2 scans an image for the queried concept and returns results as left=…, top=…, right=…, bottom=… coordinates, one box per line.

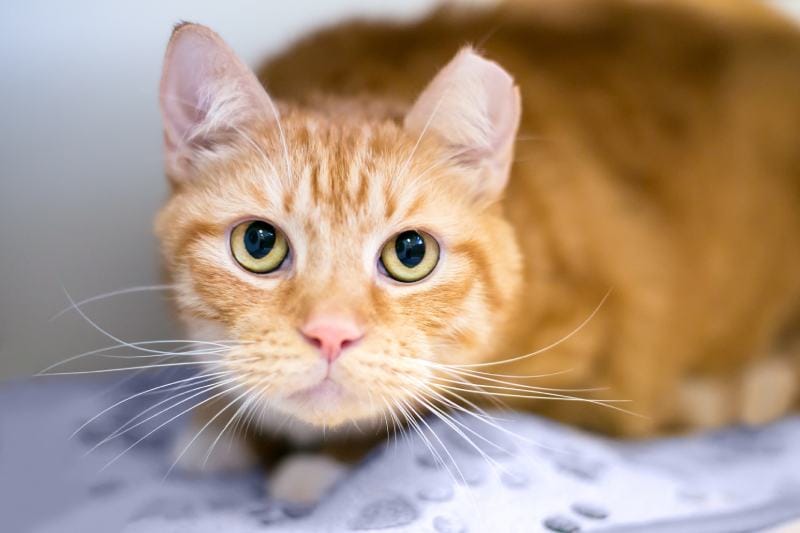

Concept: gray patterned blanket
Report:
left=2, top=374, right=799, bottom=533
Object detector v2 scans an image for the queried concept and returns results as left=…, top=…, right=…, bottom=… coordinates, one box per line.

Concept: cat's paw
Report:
left=677, top=377, right=733, bottom=430
left=740, top=357, right=797, bottom=425
left=267, top=453, right=348, bottom=506
left=169, top=423, right=258, bottom=473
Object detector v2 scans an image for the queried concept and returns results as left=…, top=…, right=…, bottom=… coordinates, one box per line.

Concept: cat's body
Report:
left=255, top=0, right=800, bottom=435
left=154, top=0, right=800, bottom=495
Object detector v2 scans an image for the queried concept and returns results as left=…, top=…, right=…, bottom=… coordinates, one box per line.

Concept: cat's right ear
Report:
left=159, top=23, right=276, bottom=184
left=405, top=48, right=521, bottom=204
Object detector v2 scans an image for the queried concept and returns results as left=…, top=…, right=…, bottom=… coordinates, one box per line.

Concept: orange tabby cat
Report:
left=155, top=0, right=800, bottom=495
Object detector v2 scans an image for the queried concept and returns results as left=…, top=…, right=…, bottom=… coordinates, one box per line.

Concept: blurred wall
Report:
left=0, top=0, right=798, bottom=380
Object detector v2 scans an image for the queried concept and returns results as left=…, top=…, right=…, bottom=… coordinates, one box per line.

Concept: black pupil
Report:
left=244, top=221, right=276, bottom=259
left=395, top=231, right=426, bottom=268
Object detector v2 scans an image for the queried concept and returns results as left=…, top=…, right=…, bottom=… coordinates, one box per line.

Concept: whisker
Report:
left=88, top=376, right=240, bottom=453
left=38, top=340, right=237, bottom=375
left=201, top=380, right=266, bottom=469
left=40, top=359, right=249, bottom=377
left=432, top=373, right=610, bottom=394
left=94, top=373, right=237, bottom=444
left=395, top=398, right=448, bottom=468
left=100, top=381, right=247, bottom=472
left=50, top=284, right=176, bottom=320
left=408, top=375, right=544, bottom=450
left=415, top=362, right=577, bottom=381
left=415, top=393, right=511, bottom=470
left=451, top=289, right=612, bottom=368
left=60, top=286, right=221, bottom=357
left=70, top=370, right=232, bottom=440
left=430, top=382, right=643, bottom=419
left=397, top=396, right=471, bottom=490
left=402, top=374, right=526, bottom=458
left=165, top=378, right=258, bottom=479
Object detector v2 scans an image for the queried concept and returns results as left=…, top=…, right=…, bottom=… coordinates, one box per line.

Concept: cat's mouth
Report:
left=287, top=377, right=344, bottom=404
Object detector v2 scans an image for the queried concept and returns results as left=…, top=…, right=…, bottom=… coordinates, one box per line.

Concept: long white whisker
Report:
left=165, top=379, right=258, bottom=479
left=201, top=380, right=266, bottom=468
left=70, top=370, right=231, bottom=440
left=60, top=286, right=214, bottom=356
left=453, top=289, right=612, bottom=368
left=431, top=382, right=643, bottom=419
left=95, top=373, right=236, bottom=445
left=409, top=376, right=545, bottom=451
left=415, top=393, right=510, bottom=469
left=51, top=284, right=176, bottom=320
left=40, top=359, right=249, bottom=377
left=39, top=340, right=236, bottom=375
left=397, top=396, right=470, bottom=490
left=88, top=376, right=240, bottom=454
left=421, top=362, right=577, bottom=382
left=100, top=382, right=247, bottom=472
left=432, top=373, right=610, bottom=394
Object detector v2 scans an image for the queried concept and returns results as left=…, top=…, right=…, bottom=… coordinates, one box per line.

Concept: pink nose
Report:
left=300, top=316, right=364, bottom=363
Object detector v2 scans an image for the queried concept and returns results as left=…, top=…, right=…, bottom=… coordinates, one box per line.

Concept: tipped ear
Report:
left=160, top=23, right=276, bottom=182
left=404, top=48, right=521, bottom=202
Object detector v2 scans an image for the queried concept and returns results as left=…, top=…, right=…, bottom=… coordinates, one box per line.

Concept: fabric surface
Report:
left=2, top=373, right=799, bottom=533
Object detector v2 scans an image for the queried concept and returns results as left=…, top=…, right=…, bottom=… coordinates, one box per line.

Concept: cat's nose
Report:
left=300, top=316, right=364, bottom=363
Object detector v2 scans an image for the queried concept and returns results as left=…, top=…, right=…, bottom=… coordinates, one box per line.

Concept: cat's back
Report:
left=261, top=0, right=800, bottom=131
left=261, top=0, right=800, bottom=269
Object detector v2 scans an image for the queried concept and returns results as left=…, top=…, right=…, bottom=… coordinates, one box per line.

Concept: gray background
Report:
left=1, top=0, right=798, bottom=380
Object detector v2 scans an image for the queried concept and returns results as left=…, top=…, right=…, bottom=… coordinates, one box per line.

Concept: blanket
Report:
left=2, top=373, right=799, bottom=532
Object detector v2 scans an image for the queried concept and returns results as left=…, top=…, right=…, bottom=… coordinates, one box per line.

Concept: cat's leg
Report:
left=266, top=437, right=378, bottom=505
left=739, top=353, right=799, bottom=425
left=676, top=374, right=736, bottom=430
left=173, top=403, right=378, bottom=505
left=267, top=453, right=348, bottom=505
left=172, top=411, right=348, bottom=505
left=676, top=349, right=799, bottom=431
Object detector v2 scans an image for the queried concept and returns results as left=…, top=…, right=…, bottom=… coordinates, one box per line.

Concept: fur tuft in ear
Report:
left=404, top=47, right=521, bottom=202
left=160, top=22, right=276, bottom=183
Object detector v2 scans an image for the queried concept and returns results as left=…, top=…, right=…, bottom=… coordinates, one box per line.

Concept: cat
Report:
left=155, top=0, right=800, bottom=502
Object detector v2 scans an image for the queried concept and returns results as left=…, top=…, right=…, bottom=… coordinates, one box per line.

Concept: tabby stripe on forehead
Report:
left=282, top=189, right=295, bottom=214
left=384, top=185, right=398, bottom=220
left=309, top=158, right=322, bottom=205
left=355, top=160, right=371, bottom=209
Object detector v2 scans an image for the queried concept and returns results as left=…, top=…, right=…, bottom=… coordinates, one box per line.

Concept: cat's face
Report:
left=155, top=24, right=522, bottom=428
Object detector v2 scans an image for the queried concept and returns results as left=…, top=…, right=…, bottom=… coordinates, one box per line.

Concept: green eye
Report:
left=380, top=230, right=440, bottom=283
left=230, top=220, right=289, bottom=274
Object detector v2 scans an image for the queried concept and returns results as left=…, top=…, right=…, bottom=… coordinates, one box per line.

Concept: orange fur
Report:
left=156, top=0, right=800, bottom=438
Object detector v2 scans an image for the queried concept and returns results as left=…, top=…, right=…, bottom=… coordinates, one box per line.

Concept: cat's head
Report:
left=155, top=23, right=523, bottom=428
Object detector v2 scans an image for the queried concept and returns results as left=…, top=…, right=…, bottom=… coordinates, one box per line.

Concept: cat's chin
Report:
left=277, top=379, right=367, bottom=427
left=287, top=377, right=344, bottom=404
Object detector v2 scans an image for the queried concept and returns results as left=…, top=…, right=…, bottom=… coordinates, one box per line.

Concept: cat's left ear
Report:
left=404, top=48, right=521, bottom=203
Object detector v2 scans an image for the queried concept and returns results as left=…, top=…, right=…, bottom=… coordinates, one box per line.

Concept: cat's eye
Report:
left=380, top=230, right=440, bottom=283
left=230, top=220, right=289, bottom=274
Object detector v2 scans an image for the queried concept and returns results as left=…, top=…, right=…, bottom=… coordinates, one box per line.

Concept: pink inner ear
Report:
left=159, top=24, right=276, bottom=178
left=161, top=28, right=233, bottom=154
left=404, top=47, right=521, bottom=200
left=482, top=59, right=521, bottom=154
